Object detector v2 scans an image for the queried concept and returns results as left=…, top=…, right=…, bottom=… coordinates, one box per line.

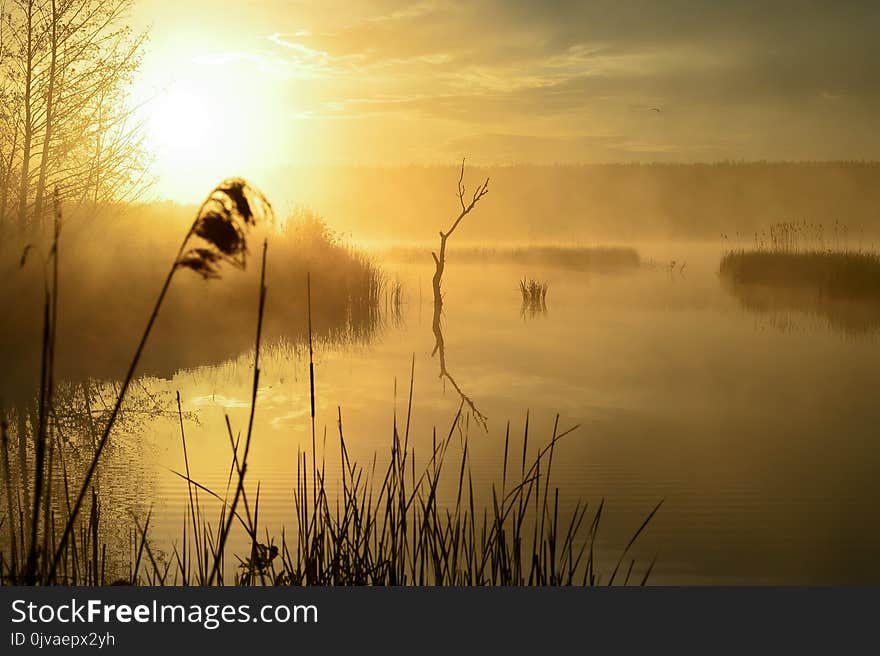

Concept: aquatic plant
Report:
left=519, top=277, right=548, bottom=307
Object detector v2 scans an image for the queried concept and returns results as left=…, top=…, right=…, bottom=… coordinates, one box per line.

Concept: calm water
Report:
left=80, top=243, right=880, bottom=584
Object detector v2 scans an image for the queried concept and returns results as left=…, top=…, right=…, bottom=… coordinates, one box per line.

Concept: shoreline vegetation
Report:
left=720, top=221, right=880, bottom=295
left=720, top=250, right=880, bottom=300
left=0, top=179, right=662, bottom=587
left=719, top=222, right=880, bottom=333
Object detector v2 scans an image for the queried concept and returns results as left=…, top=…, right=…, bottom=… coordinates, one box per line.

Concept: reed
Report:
left=3, top=333, right=662, bottom=587
left=519, top=277, right=548, bottom=305
left=720, top=222, right=880, bottom=300
left=0, top=178, right=272, bottom=585
left=519, top=277, right=548, bottom=320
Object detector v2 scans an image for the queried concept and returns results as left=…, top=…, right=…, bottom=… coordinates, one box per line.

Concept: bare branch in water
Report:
left=431, top=159, right=490, bottom=429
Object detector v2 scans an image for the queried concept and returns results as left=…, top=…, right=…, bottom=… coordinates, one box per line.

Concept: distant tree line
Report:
left=0, top=0, right=148, bottom=236
left=279, top=161, right=880, bottom=242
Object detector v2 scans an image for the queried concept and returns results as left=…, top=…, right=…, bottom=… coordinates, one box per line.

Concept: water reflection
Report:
left=520, top=299, right=548, bottom=321
left=432, top=298, right=487, bottom=429
left=724, top=280, right=880, bottom=336
left=0, top=382, right=160, bottom=582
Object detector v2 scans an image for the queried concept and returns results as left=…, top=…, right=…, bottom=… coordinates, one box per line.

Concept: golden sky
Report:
left=130, top=0, right=880, bottom=201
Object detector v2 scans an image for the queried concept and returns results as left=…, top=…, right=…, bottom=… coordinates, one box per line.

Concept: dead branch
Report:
left=429, top=158, right=490, bottom=430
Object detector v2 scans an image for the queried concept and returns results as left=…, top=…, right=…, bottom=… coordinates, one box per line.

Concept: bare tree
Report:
left=431, top=158, right=490, bottom=317
left=430, top=159, right=490, bottom=428
left=0, top=0, right=20, bottom=229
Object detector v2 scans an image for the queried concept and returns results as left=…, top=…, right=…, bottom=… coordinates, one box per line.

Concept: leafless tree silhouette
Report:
left=431, top=158, right=490, bottom=317
left=430, top=159, right=489, bottom=428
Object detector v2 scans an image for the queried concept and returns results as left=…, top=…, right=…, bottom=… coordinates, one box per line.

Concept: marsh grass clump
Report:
left=275, top=407, right=662, bottom=586
left=719, top=221, right=880, bottom=300
left=269, top=209, right=388, bottom=347
left=719, top=221, right=880, bottom=333
left=280, top=209, right=384, bottom=312
left=2, top=400, right=663, bottom=586
left=519, top=277, right=548, bottom=317
left=720, top=249, right=880, bottom=299
left=120, top=393, right=663, bottom=586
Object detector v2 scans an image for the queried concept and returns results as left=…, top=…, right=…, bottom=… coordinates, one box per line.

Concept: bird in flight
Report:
left=649, top=107, right=662, bottom=113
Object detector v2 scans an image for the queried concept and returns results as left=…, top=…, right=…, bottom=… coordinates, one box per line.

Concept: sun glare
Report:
left=149, top=88, right=217, bottom=156
left=139, top=63, right=283, bottom=203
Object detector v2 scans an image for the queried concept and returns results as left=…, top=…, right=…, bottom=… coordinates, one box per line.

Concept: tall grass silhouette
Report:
left=158, top=394, right=662, bottom=586
left=2, top=178, right=272, bottom=584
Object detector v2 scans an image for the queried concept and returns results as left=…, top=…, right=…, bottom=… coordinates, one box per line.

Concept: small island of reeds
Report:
left=519, top=277, right=549, bottom=318
left=719, top=222, right=880, bottom=300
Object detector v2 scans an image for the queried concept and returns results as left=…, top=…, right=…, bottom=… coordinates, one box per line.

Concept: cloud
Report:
left=160, top=0, right=880, bottom=162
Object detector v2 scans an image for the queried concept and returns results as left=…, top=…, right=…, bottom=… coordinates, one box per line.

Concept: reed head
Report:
left=177, top=178, right=274, bottom=279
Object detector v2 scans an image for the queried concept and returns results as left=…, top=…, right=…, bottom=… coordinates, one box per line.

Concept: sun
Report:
left=149, top=87, right=219, bottom=158
left=144, top=77, right=246, bottom=193
left=139, top=68, right=281, bottom=202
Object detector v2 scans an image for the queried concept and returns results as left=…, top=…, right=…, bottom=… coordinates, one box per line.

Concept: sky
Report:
left=129, top=0, right=880, bottom=201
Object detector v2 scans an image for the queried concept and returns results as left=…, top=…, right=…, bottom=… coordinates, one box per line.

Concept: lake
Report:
left=16, top=241, right=880, bottom=584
